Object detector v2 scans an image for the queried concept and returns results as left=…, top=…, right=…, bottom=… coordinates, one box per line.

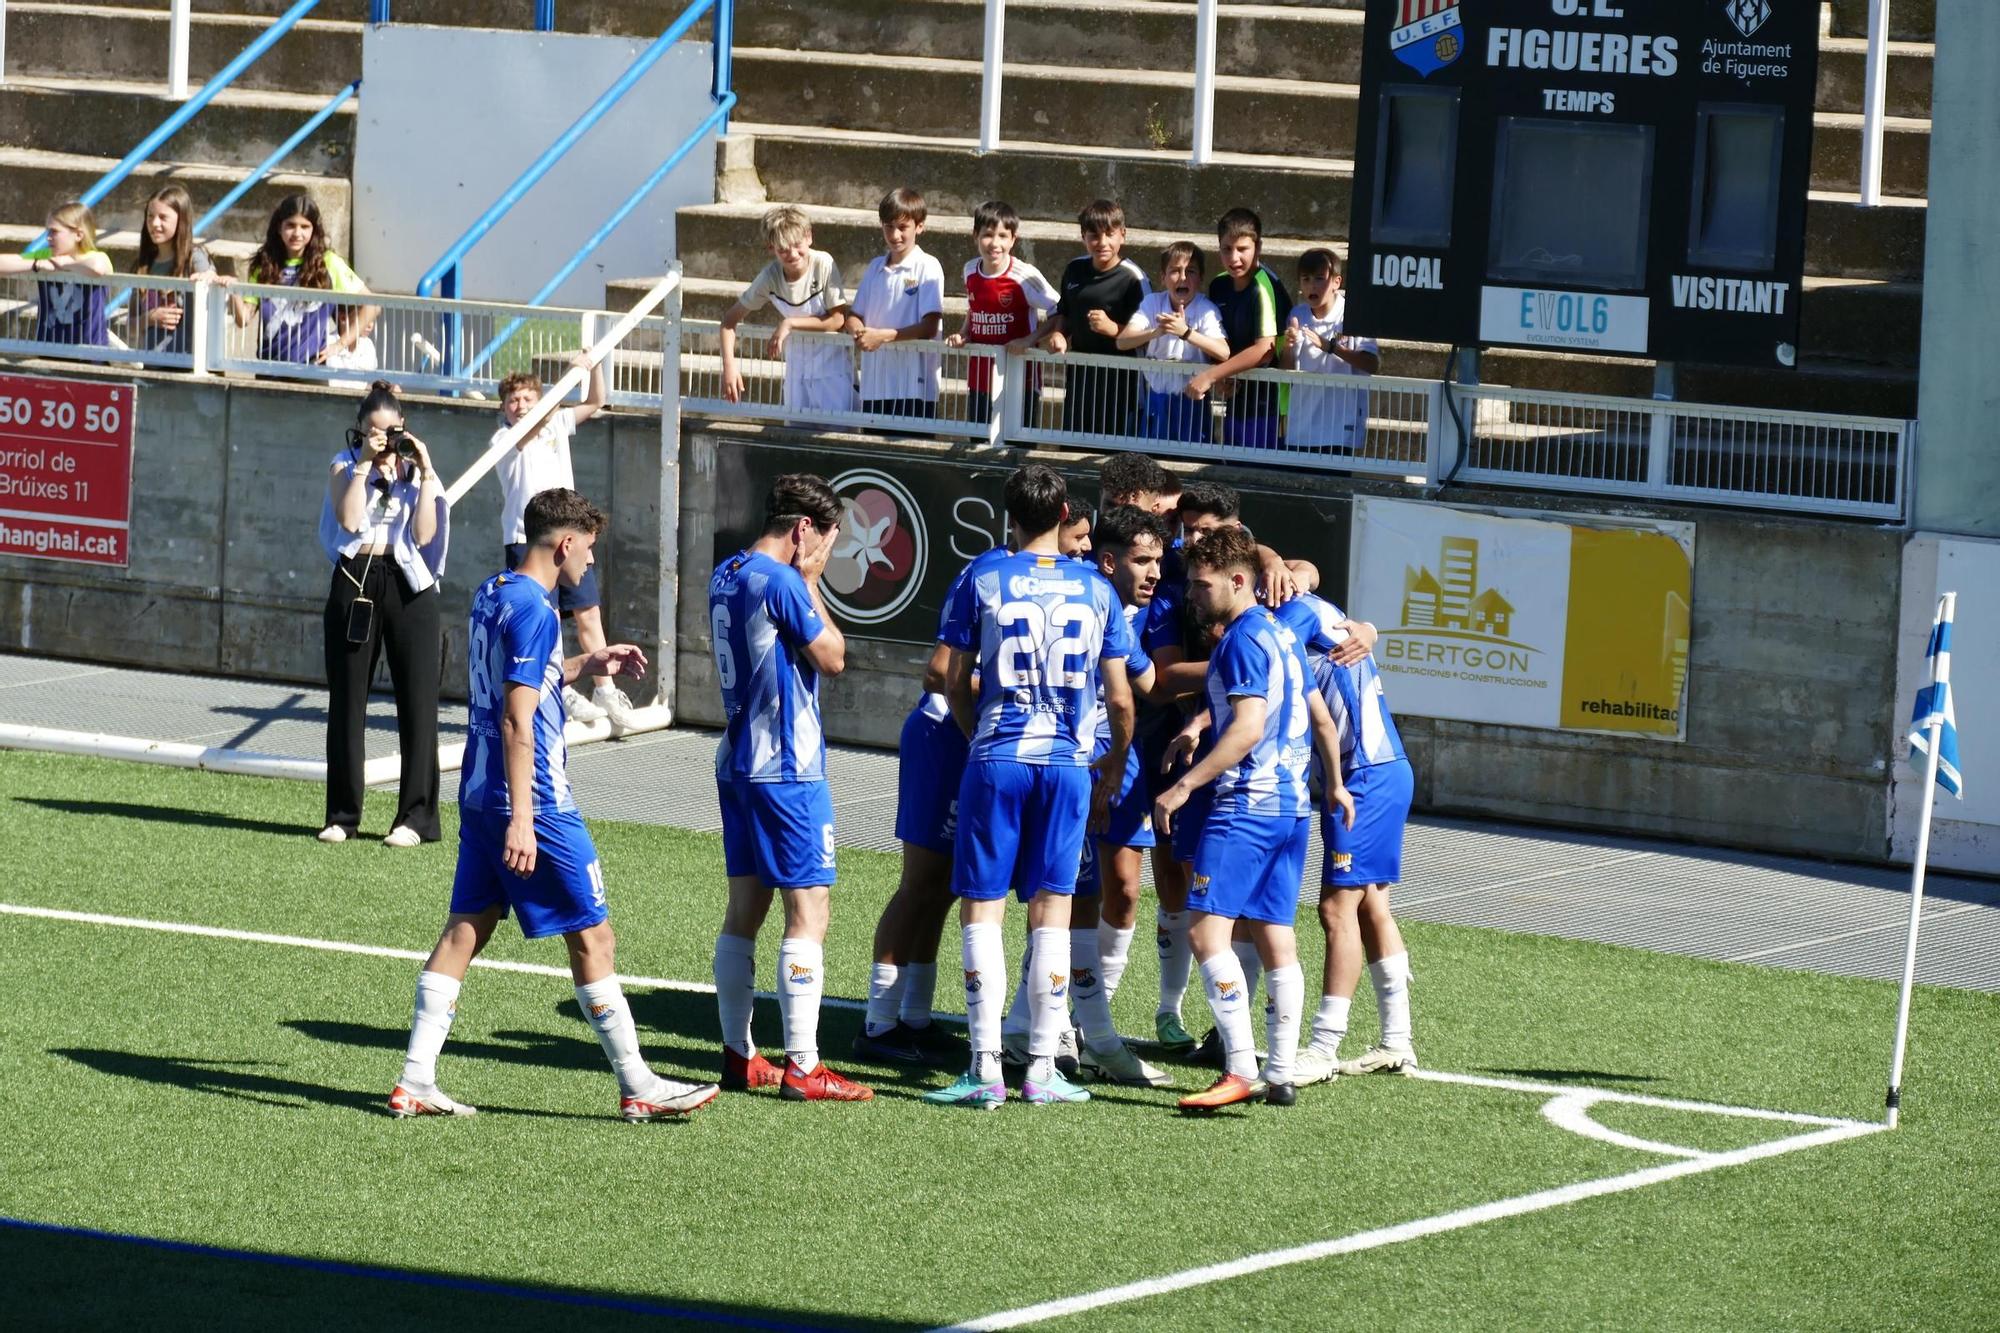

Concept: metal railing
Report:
left=680, top=324, right=995, bottom=441
left=0, top=271, right=205, bottom=371
left=1859, top=0, right=1894, bottom=205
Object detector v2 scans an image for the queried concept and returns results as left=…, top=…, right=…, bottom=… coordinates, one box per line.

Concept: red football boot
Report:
left=721, top=1047, right=782, bottom=1092
left=779, top=1059, right=874, bottom=1102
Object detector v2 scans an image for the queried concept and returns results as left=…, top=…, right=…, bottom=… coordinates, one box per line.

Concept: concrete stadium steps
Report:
left=1, top=4, right=359, bottom=94
left=0, top=222, right=259, bottom=272
left=0, top=146, right=350, bottom=251
left=0, top=77, right=356, bottom=180
left=734, top=0, right=1366, bottom=85
left=681, top=133, right=1929, bottom=280
left=1817, top=37, right=1936, bottom=118
left=1830, top=0, right=1932, bottom=43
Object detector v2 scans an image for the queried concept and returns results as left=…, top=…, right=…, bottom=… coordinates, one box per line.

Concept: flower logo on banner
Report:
left=822, top=468, right=928, bottom=625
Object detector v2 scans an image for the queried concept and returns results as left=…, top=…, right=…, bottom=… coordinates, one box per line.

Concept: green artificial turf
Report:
left=0, top=751, right=1994, bottom=1331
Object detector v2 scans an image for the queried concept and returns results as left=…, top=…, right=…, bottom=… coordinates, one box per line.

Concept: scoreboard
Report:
left=1343, top=0, right=1822, bottom=368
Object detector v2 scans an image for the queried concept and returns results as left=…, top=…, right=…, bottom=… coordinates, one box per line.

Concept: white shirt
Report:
left=1287, top=298, right=1377, bottom=451
left=849, top=246, right=946, bottom=403
left=740, top=250, right=851, bottom=387
left=1126, top=291, right=1226, bottom=394
left=495, top=407, right=578, bottom=544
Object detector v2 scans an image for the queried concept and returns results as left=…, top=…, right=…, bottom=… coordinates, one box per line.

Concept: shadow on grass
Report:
left=614, top=990, right=956, bottom=1096
left=51, top=1049, right=600, bottom=1122
left=15, top=796, right=305, bottom=839
left=283, top=1019, right=715, bottom=1087
left=1478, top=1067, right=1661, bottom=1084
left=0, top=1217, right=923, bottom=1331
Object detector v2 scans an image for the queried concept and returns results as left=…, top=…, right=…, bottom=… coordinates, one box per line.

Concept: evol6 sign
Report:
left=0, top=373, right=134, bottom=567
left=1349, top=496, right=1692, bottom=739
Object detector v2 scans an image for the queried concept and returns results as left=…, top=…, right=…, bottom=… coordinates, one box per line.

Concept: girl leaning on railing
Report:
left=134, top=184, right=232, bottom=360
left=0, top=200, right=115, bottom=347
left=229, top=193, right=380, bottom=376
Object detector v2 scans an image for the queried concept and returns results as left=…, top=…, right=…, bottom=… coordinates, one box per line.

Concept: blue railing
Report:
left=415, top=0, right=732, bottom=303
left=24, top=0, right=328, bottom=255
left=373, top=1, right=556, bottom=30
left=105, top=79, right=359, bottom=318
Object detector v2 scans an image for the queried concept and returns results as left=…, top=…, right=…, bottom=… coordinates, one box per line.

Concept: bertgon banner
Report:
left=1350, top=497, right=1693, bottom=740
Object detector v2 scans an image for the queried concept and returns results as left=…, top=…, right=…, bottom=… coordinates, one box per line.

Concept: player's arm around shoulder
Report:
left=1306, top=689, right=1355, bottom=829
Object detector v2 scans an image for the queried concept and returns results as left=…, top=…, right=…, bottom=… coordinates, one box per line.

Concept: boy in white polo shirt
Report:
left=1284, top=248, right=1380, bottom=453
left=719, top=204, right=854, bottom=416
left=843, top=187, right=946, bottom=420
left=1117, top=241, right=1229, bottom=444
left=495, top=354, right=632, bottom=730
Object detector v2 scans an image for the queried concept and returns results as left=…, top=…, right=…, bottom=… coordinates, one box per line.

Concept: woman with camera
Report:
left=318, top=380, right=449, bottom=847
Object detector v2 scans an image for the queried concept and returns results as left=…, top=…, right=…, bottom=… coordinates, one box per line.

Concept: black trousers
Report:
left=323, top=553, right=442, bottom=839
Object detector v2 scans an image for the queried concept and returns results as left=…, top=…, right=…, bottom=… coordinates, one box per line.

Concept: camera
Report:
left=386, top=426, right=419, bottom=460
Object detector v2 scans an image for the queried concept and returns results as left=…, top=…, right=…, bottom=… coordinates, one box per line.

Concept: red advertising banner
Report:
left=0, top=373, right=134, bottom=567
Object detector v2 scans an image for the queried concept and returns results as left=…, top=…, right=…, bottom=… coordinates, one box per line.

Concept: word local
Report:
left=1372, top=253, right=1443, bottom=291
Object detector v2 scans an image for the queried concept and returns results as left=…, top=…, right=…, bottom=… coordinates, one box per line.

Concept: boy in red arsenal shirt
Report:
left=946, top=200, right=1060, bottom=425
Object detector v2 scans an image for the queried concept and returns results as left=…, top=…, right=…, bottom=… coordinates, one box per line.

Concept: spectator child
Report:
left=494, top=355, right=638, bottom=733
left=230, top=193, right=379, bottom=371
left=134, top=184, right=229, bottom=358
left=719, top=205, right=854, bottom=415
left=945, top=199, right=1058, bottom=424
left=1045, top=199, right=1149, bottom=436
left=0, top=201, right=115, bottom=347
left=1284, top=249, right=1380, bottom=453
left=843, top=187, right=945, bottom=419
left=1116, top=242, right=1228, bottom=444
left=1190, top=208, right=1291, bottom=449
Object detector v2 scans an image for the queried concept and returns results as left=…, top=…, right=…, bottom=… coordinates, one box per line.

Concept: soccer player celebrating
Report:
left=709, top=474, right=872, bottom=1102
left=1155, top=527, right=1351, bottom=1111
left=1291, top=593, right=1420, bottom=1084
left=390, top=489, right=718, bottom=1121
left=924, top=465, right=1136, bottom=1109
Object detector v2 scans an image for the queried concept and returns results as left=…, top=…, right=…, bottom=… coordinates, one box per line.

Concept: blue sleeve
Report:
left=501, top=594, right=558, bottom=690
left=1210, top=628, right=1269, bottom=701
left=1141, top=589, right=1182, bottom=653
left=766, top=567, right=826, bottom=648
left=940, top=566, right=979, bottom=652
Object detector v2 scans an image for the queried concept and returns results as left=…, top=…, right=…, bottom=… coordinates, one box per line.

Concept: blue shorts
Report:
left=1221, top=408, right=1279, bottom=450
left=1189, top=808, right=1310, bottom=924
left=894, top=704, right=969, bottom=856
left=1077, top=737, right=1157, bottom=894
left=504, top=543, right=600, bottom=613
left=1169, top=781, right=1214, bottom=864
left=450, top=806, right=607, bottom=940
left=1324, top=758, right=1414, bottom=888
left=717, top=778, right=837, bottom=889
left=952, top=761, right=1091, bottom=902
left=1142, top=389, right=1211, bottom=444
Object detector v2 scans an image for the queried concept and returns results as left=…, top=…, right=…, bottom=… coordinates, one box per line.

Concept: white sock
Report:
left=864, top=961, right=903, bottom=1038
left=1097, top=923, right=1135, bottom=1002
left=1156, top=908, right=1192, bottom=1018
left=1003, top=932, right=1034, bottom=1037
left=963, top=921, right=1005, bottom=1077
left=575, top=976, right=651, bottom=1098
left=1371, top=951, right=1414, bottom=1050
left=900, top=961, right=938, bottom=1028
left=1308, top=994, right=1352, bottom=1058
left=777, top=938, right=824, bottom=1072
left=398, top=970, right=459, bottom=1090
left=1232, top=939, right=1264, bottom=1013
left=1199, top=952, right=1258, bottom=1080
left=1262, top=964, right=1304, bottom=1085
left=1027, top=928, right=1072, bottom=1064
left=712, top=933, right=757, bottom=1059
left=1070, top=926, right=1118, bottom=1053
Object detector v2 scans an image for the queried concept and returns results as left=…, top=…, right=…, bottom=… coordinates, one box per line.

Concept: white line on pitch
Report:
left=1407, top=1068, right=1869, bottom=1128
left=0, top=666, right=112, bottom=691
left=935, top=1119, right=1886, bottom=1331
left=0, top=901, right=870, bottom=1012
left=1396, top=850, right=1659, bottom=909
left=1724, top=902, right=1988, bottom=963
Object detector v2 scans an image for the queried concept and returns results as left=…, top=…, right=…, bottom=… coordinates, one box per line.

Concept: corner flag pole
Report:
left=1885, top=590, right=1957, bottom=1129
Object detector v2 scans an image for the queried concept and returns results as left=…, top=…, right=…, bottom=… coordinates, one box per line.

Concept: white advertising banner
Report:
left=1350, top=497, right=1695, bottom=738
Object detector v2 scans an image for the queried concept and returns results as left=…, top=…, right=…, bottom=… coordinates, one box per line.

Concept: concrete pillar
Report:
left=1914, top=0, right=2000, bottom=536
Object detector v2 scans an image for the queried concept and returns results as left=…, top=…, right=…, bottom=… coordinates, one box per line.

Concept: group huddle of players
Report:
left=383, top=453, right=1419, bottom=1120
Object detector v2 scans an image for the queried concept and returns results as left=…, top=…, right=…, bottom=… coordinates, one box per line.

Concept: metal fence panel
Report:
left=0, top=271, right=200, bottom=372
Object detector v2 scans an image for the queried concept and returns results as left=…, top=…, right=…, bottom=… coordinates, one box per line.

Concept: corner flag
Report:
left=1907, top=596, right=1962, bottom=797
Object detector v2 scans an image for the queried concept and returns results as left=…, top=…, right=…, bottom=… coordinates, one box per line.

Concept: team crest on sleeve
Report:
left=1391, top=0, right=1464, bottom=77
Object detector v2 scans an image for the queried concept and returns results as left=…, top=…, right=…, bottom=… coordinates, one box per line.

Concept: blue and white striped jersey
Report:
left=942, top=548, right=1132, bottom=766
left=1204, top=606, right=1312, bottom=817
left=1093, top=599, right=1154, bottom=743
left=1276, top=589, right=1406, bottom=780
left=461, top=573, right=574, bottom=816
left=709, top=550, right=829, bottom=783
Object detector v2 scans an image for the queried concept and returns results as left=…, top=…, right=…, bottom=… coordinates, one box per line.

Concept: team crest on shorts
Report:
left=1390, top=0, right=1464, bottom=78
left=1332, top=852, right=1354, bottom=871
left=1191, top=873, right=1211, bottom=897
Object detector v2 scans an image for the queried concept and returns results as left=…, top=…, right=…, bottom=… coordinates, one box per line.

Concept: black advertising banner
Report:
left=1346, top=0, right=1820, bottom=368
left=710, top=441, right=1353, bottom=645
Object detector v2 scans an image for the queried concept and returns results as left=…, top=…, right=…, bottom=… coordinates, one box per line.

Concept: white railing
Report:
left=0, top=0, right=196, bottom=91
left=0, top=279, right=1914, bottom=521
left=1858, top=0, right=1892, bottom=206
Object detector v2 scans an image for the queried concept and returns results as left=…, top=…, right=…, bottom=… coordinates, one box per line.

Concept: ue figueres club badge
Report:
left=1391, top=0, right=1464, bottom=78
left=822, top=469, right=928, bottom=625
